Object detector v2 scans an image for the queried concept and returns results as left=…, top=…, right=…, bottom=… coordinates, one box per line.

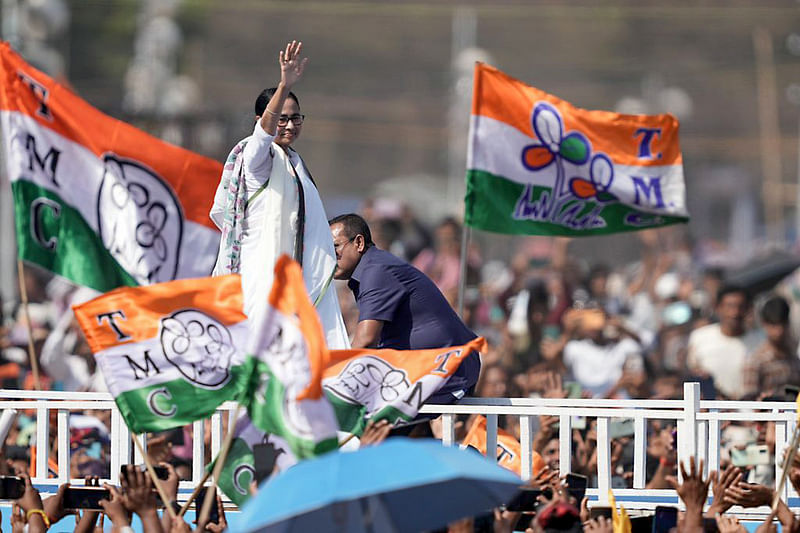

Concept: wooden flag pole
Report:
left=772, top=396, right=800, bottom=511
left=16, top=259, right=41, bottom=391
left=198, top=404, right=242, bottom=525
left=178, top=469, right=212, bottom=517
left=130, top=434, right=177, bottom=520
left=338, top=432, right=357, bottom=448
left=456, top=225, right=471, bottom=318
left=772, top=427, right=800, bottom=511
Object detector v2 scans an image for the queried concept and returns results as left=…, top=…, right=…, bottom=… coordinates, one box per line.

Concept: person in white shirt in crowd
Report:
left=687, top=284, right=761, bottom=399
left=561, top=307, right=646, bottom=398
left=40, top=287, right=107, bottom=392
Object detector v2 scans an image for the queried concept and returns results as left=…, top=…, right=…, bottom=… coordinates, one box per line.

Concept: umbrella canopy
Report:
left=233, top=437, right=522, bottom=533
left=725, top=250, right=800, bottom=295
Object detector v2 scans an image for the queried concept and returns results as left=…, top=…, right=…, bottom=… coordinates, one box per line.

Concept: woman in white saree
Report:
left=210, top=40, right=349, bottom=350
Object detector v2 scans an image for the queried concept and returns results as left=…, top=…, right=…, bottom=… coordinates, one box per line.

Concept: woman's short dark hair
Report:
left=328, top=213, right=374, bottom=246
left=254, top=87, right=300, bottom=117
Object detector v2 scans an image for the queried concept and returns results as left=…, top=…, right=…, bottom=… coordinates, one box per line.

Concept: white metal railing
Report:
left=0, top=389, right=239, bottom=503
left=419, top=382, right=800, bottom=518
left=1, top=383, right=798, bottom=516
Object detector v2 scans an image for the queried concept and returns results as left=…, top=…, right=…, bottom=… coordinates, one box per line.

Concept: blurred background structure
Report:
left=1, top=0, right=800, bottom=300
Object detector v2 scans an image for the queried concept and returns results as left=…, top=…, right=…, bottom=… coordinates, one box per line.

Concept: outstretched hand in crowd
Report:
left=667, top=457, right=710, bottom=531
left=715, top=513, right=746, bottom=533
left=706, top=464, right=742, bottom=517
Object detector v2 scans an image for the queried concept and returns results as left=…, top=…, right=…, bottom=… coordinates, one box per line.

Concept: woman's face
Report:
left=275, top=98, right=302, bottom=149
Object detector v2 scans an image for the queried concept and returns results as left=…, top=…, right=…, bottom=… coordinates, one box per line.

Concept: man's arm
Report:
left=351, top=320, right=383, bottom=349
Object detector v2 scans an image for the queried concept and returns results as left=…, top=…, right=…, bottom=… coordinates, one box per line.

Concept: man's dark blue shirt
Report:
left=348, top=246, right=480, bottom=397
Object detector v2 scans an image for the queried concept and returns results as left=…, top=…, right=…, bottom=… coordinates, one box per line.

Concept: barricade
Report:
left=1, top=383, right=796, bottom=519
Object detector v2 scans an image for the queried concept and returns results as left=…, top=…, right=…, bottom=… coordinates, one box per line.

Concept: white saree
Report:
left=210, top=122, right=350, bottom=350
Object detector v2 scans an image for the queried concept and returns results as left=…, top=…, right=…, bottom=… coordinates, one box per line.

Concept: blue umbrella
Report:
left=233, top=437, right=522, bottom=533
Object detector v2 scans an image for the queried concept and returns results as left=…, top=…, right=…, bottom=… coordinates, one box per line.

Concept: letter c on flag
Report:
left=30, top=197, right=61, bottom=250
left=233, top=464, right=255, bottom=495
left=147, top=387, right=177, bottom=418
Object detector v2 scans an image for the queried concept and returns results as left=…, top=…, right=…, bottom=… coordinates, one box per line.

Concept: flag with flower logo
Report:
left=73, top=275, right=251, bottom=434
left=465, top=63, right=689, bottom=236
left=322, top=337, right=487, bottom=435
left=0, top=43, right=221, bottom=292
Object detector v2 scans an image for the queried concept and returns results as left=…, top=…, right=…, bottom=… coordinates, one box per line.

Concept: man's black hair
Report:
left=716, top=283, right=751, bottom=307
left=437, top=216, right=462, bottom=240
left=588, top=263, right=610, bottom=279
left=328, top=213, right=374, bottom=246
left=761, top=295, right=790, bottom=325
left=255, top=87, right=300, bottom=117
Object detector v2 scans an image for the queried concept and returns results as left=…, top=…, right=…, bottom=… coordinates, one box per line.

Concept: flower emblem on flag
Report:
left=522, top=102, right=590, bottom=171
left=97, top=154, right=184, bottom=285
left=569, top=153, right=617, bottom=203
left=324, top=356, right=411, bottom=412
left=521, top=102, right=590, bottom=202
left=515, top=101, right=618, bottom=228
left=160, top=309, right=235, bottom=389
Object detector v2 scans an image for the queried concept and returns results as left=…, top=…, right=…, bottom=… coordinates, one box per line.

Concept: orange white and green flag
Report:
left=323, top=337, right=487, bottom=434
left=243, top=255, right=340, bottom=459
left=0, top=43, right=222, bottom=291
left=465, top=63, right=689, bottom=236
left=73, top=274, right=251, bottom=434
left=462, top=415, right=546, bottom=478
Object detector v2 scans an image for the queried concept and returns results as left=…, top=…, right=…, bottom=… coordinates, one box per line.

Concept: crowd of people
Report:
left=1, top=459, right=227, bottom=532
left=2, top=35, right=800, bottom=530
left=1, top=203, right=799, bottom=492
left=4, top=451, right=800, bottom=532
left=349, top=204, right=800, bottom=489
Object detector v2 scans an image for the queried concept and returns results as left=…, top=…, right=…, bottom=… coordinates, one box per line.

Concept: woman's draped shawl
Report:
left=210, top=139, right=350, bottom=349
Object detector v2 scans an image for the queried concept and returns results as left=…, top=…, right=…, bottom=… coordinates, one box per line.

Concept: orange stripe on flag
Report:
left=325, top=336, right=488, bottom=382
left=472, top=63, right=681, bottom=167
left=0, top=42, right=222, bottom=229
left=73, top=274, right=245, bottom=352
left=270, top=256, right=330, bottom=401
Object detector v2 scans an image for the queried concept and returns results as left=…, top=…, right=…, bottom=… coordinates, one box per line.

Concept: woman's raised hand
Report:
left=279, top=40, right=308, bottom=88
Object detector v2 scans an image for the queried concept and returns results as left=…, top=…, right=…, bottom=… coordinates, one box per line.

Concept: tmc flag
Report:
left=243, top=255, right=339, bottom=459
left=323, top=337, right=487, bottom=435
left=0, top=42, right=222, bottom=291
left=213, top=415, right=297, bottom=508
left=465, top=63, right=689, bottom=236
left=73, top=274, right=251, bottom=434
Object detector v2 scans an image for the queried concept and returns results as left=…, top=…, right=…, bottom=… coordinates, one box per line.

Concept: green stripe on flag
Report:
left=113, top=363, right=252, bottom=434
left=325, top=391, right=416, bottom=436
left=325, top=391, right=366, bottom=435
left=245, top=359, right=337, bottom=459
left=465, top=169, right=688, bottom=236
left=214, top=437, right=256, bottom=508
left=12, top=180, right=138, bottom=291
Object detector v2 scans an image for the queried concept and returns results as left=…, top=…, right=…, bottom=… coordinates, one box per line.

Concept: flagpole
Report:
left=130, top=434, right=177, bottom=520
left=456, top=225, right=471, bottom=318
left=16, top=259, right=41, bottom=390
left=178, top=469, right=212, bottom=518
left=773, top=425, right=800, bottom=511
left=772, top=394, right=800, bottom=511
left=338, top=433, right=357, bottom=448
left=199, top=404, right=242, bottom=525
